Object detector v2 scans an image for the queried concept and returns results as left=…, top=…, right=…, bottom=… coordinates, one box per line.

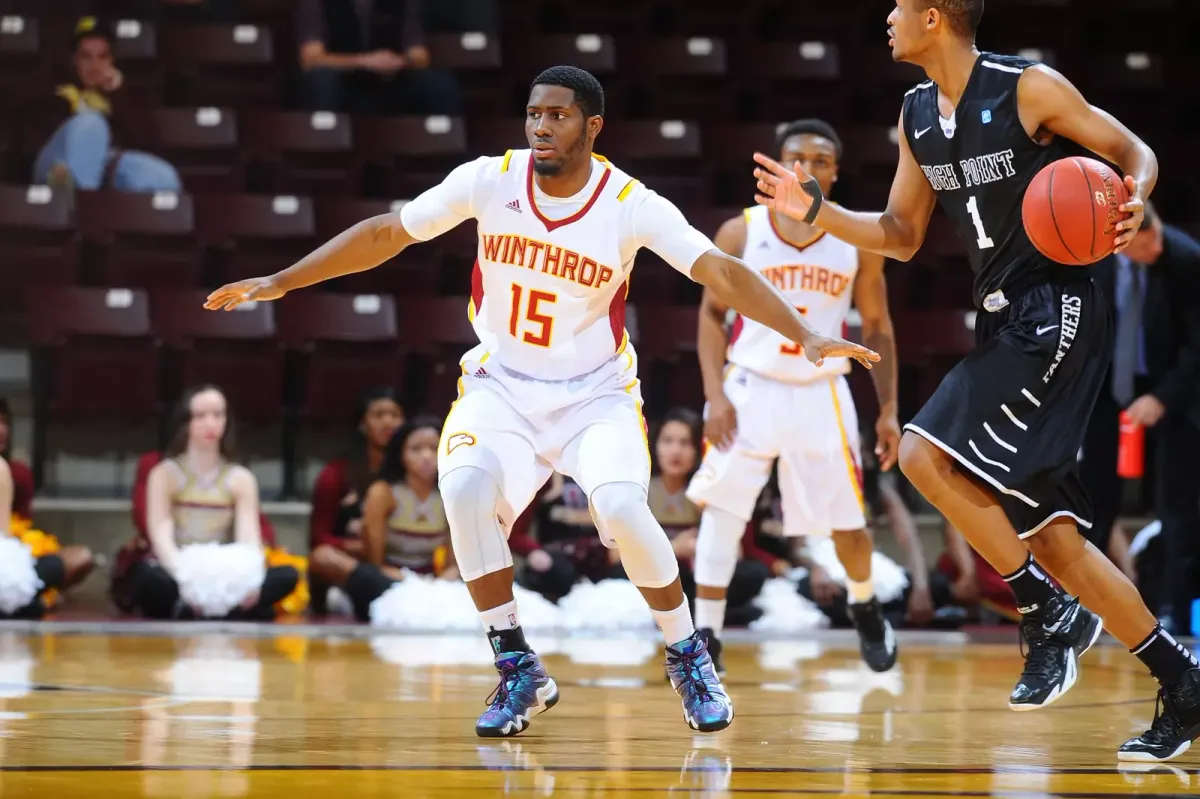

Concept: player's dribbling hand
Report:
left=875, top=413, right=902, bottom=471
left=704, top=393, right=738, bottom=451
left=204, top=277, right=286, bottom=311
left=802, top=335, right=881, bottom=370
left=752, top=153, right=815, bottom=222
left=1114, top=176, right=1144, bottom=253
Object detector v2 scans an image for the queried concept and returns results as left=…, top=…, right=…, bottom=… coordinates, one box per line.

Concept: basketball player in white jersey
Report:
left=688, top=121, right=902, bottom=673
left=205, top=66, right=878, bottom=737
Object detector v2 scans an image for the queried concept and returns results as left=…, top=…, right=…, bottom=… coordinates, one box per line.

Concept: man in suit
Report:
left=1080, top=202, right=1200, bottom=633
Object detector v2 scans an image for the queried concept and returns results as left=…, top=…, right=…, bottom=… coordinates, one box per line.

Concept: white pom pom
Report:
left=806, top=538, right=910, bottom=604
left=0, top=537, right=43, bottom=615
left=749, top=578, right=830, bottom=633
left=558, top=579, right=656, bottom=631
left=175, top=543, right=266, bottom=618
left=368, top=574, right=568, bottom=631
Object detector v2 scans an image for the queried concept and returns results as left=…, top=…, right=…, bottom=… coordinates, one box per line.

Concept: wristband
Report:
left=800, top=176, right=823, bottom=225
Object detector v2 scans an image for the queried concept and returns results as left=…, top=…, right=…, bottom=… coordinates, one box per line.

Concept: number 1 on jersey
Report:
left=965, top=195, right=995, bottom=250
left=509, top=283, right=556, bottom=348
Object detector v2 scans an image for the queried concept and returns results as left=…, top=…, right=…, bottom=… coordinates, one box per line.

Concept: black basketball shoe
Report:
left=1009, top=594, right=1103, bottom=711
left=849, top=598, right=898, bottom=673
left=698, top=628, right=725, bottom=677
left=1118, top=668, right=1200, bottom=762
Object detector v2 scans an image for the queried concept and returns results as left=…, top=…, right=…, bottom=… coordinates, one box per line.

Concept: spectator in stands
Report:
left=308, top=387, right=403, bottom=612
left=0, top=400, right=94, bottom=619
left=308, top=416, right=453, bottom=621
left=118, top=385, right=298, bottom=620
left=297, top=0, right=463, bottom=116
left=34, top=17, right=181, bottom=194
left=519, top=473, right=606, bottom=603
left=1081, top=202, right=1200, bottom=634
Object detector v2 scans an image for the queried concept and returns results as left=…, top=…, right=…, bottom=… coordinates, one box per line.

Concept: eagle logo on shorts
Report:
left=445, top=432, right=477, bottom=455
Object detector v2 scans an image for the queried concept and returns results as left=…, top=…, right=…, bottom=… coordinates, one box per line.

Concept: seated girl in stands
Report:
left=115, top=385, right=299, bottom=620
left=308, top=387, right=403, bottom=613
left=308, top=416, right=454, bottom=622
left=612, top=407, right=769, bottom=621
left=0, top=398, right=93, bottom=618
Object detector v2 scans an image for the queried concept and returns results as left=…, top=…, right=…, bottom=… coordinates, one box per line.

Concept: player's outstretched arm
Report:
left=691, top=250, right=879, bottom=369
left=206, top=157, right=486, bottom=310
left=204, top=213, right=420, bottom=311
left=1017, top=65, right=1156, bottom=251
left=752, top=111, right=937, bottom=262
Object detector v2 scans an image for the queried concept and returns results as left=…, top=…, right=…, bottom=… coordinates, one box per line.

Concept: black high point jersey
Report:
left=902, top=52, right=1075, bottom=308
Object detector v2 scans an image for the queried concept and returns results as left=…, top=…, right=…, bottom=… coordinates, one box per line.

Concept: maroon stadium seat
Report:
left=741, top=41, right=841, bottom=81
left=515, top=34, right=617, bottom=75
left=627, top=38, right=727, bottom=77
left=275, top=292, right=404, bottom=425
left=151, top=289, right=283, bottom=424
left=397, top=294, right=478, bottom=412
left=0, top=184, right=80, bottom=339
left=160, top=24, right=279, bottom=107
left=601, top=121, right=702, bottom=161
left=466, top=117, right=529, bottom=156
left=76, top=190, right=202, bottom=288
left=196, top=193, right=317, bottom=283
left=152, top=107, right=244, bottom=193
left=427, top=32, right=502, bottom=71
left=241, top=110, right=358, bottom=196
left=314, top=198, right=439, bottom=296
left=703, top=123, right=780, bottom=166
left=356, top=115, right=468, bottom=159
left=27, top=286, right=160, bottom=423
left=111, top=18, right=157, bottom=61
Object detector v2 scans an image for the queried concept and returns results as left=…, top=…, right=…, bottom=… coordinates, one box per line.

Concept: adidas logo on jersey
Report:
left=505, top=199, right=522, bottom=213
left=474, top=367, right=489, bottom=378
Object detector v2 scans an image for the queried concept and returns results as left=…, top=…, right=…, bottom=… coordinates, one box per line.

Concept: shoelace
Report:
left=1140, top=688, right=1184, bottom=744
left=1018, top=617, right=1063, bottom=681
left=485, top=660, right=519, bottom=709
left=670, top=647, right=714, bottom=703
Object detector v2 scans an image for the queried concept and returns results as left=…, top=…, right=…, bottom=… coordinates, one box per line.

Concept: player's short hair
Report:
left=775, top=119, right=843, bottom=161
left=531, top=65, right=605, bottom=118
left=918, top=0, right=984, bottom=39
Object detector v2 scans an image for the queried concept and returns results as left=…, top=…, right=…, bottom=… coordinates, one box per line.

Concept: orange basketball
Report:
left=1021, top=156, right=1129, bottom=266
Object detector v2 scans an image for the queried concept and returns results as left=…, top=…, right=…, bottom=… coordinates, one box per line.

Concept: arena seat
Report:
left=626, top=37, right=728, bottom=78
left=241, top=110, right=358, bottom=196
left=160, top=23, right=279, bottom=107
left=357, top=115, right=469, bottom=199
left=314, top=199, right=439, bottom=296
left=152, top=107, right=244, bottom=193
left=516, top=34, right=617, bottom=75
left=427, top=32, right=503, bottom=71
left=76, top=190, right=202, bottom=289
left=0, top=184, right=80, bottom=339
left=275, top=292, right=404, bottom=427
left=397, top=295, right=478, bottom=412
left=195, top=193, right=317, bottom=284
left=151, top=289, right=283, bottom=424
left=27, top=285, right=160, bottom=424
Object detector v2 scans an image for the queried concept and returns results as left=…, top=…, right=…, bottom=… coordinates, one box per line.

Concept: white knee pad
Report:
left=439, top=465, right=513, bottom=583
left=589, top=482, right=679, bottom=589
left=693, top=505, right=745, bottom=589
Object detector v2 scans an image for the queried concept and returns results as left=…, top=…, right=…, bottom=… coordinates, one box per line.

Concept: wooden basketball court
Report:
left=0, top=625, right=1192, bottom=797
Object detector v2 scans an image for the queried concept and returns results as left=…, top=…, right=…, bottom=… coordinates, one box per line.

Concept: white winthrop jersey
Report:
left=727, top=205, right=860, bottom=384
left=400, top=149, right=714, bottom=381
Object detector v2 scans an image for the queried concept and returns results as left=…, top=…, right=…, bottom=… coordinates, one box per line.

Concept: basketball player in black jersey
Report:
left=753, top=0, right=1199, bottom=762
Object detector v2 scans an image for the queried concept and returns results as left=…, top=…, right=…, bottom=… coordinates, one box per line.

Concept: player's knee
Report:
left=832, top=527, right=872, bottom=550
left=439, top=465, right=498, bottom=515
left=589, top=482, right=647, bottom=533
left=898, top=432, right=950, bottom=493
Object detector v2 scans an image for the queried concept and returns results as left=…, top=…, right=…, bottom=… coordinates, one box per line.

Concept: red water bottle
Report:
left=1117, top=410, right=1145, bottom=479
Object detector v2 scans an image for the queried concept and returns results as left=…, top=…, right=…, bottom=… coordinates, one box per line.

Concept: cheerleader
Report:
left=308, top=416, right=453, bottom=622
left=124, top=385, right=298, bottom=619
left=0, top=399, right=93, bottom=618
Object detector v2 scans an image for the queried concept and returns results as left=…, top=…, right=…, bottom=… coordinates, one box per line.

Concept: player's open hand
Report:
left=1114, top=176, right=1144, bottom=253
left=704, top=393, right=738, bottom=452
left=802, top=334, right=880, bottom=370
left=753, top=153, right=815, bottom=222
left=204, top=277, right=286, bottom=311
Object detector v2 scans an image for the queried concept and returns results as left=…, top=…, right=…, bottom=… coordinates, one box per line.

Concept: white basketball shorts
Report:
left=438, top=343, right=651, bottom=535
left=686, top=366, right=866, bottom=537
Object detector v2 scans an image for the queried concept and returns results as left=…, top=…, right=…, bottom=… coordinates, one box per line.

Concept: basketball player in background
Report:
left=205, top=66, right=879, bottom=738
left=753, top=0, right=1199, bottom=761
left=688, top=120, right=901, bottom=674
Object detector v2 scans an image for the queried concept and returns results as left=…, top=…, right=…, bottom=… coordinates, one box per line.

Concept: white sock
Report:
left=693, top=597, right=728, bottom=635
left=651, top=599, right=696, bottom=648
left=847, top=578, right=875, bottom=604
left=479, top=599, right=520, bottom=633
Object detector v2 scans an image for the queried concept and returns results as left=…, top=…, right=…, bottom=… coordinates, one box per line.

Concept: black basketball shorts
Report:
left=904, top=277, right=1112, bottom=537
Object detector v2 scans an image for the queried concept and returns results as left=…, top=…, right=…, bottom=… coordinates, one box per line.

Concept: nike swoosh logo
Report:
left=914, top=127, right=932, bottom=139
left=1036, top=325, right=1059, bottom=336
